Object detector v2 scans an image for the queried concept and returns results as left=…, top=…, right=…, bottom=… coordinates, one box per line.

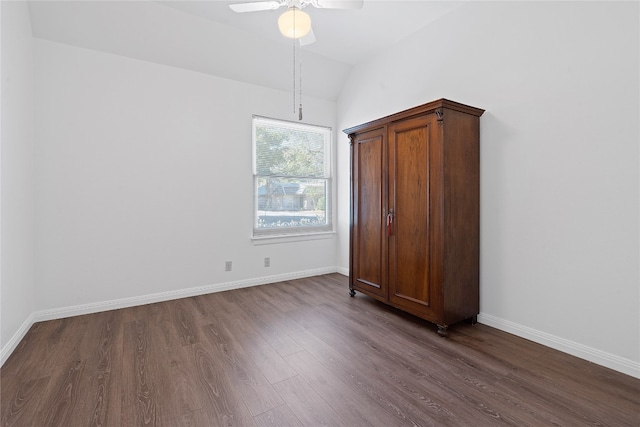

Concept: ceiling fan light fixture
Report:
left=278, top=7, right=311, bottom=39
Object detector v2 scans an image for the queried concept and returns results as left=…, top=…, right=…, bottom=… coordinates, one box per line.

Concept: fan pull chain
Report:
left=290, top=8, right=303, bottom=121
left=292, top=8, right=296, bottom=115
left=298, top=44, right=303, bottom=121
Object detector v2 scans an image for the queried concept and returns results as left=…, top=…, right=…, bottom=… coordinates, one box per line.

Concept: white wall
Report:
left=1, top=1, right=36, bottom=362
left=34, top=39, right=337, bottom=314
left=337, top=1, right=639, bottom=377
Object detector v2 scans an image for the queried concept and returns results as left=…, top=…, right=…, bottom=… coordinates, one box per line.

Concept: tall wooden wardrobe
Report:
left=344, top=99, right=484, bottom=335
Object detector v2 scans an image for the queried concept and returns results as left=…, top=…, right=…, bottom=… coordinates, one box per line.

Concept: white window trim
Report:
left=250, top=230, right=336, bottom=246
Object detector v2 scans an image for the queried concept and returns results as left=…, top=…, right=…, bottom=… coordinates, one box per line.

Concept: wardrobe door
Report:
left=350, top=128, right=388, bottom=299
left=387, top=114, right=442, bottom=318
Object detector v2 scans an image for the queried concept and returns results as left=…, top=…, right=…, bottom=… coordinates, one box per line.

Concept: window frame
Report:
left=251, top=115, right=334, bottom=241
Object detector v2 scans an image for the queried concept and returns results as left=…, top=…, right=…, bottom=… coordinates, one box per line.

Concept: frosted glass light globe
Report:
left=278, top=7, right=311, bottom=39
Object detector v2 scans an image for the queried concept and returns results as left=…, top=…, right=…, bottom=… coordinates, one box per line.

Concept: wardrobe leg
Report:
left=437, top=324, right=448, bottom=337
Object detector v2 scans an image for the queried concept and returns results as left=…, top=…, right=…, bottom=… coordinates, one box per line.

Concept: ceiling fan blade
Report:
left=299, top=26, right=316, bottom=46
left=313, top=0, right=363, bottom=10
left=229, top=1, right=283, bottom=13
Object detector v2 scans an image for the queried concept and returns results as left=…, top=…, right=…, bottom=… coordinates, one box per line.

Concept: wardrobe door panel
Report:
left=351, top=129, right=387, bottom=298
left=388, top=115, right=437, bottom=315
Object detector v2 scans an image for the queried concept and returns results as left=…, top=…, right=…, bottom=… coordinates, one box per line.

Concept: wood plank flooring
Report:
left=1, top=273, right=639, bottom=426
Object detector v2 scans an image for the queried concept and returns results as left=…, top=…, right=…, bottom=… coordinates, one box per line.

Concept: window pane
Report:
left=253, top=116, right=332, bottom=237
left=256, top=177, right=328, bottom=230
left=254, top=118, right=330, bottom=178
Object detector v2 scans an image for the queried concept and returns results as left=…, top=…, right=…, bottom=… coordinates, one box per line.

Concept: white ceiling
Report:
left=156, top=0, right=464, bottom=65
left=28, top=0, right=464, bottom=100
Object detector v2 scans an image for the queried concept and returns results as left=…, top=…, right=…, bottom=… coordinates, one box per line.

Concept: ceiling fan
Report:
left=229, top=0, right=364, bottom=45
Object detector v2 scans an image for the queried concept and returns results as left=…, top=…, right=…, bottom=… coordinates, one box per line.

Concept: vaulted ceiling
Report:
left=28, top=1, right=464, bottom=100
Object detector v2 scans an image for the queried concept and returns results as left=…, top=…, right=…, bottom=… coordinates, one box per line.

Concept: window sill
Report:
left=251, top=231, right=336, bottom=245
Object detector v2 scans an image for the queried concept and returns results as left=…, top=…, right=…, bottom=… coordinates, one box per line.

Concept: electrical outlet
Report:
left=264, top=257, right=270, bottom=267
left=225, top=261, right=232, bottom=271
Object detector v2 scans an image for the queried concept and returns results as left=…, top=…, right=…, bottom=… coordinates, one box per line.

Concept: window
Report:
left=253, top=116, right=332, bottom=238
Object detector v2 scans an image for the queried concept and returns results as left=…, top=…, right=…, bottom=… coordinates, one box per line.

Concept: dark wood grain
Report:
left=253, top=404, right=303, bottom=427
left=201, top=318, right=284, bottom=416
left=84, top=310, right=122, bottom=427
left=172, top=299, right=200, bottom=346
left=284, top=349, right=402, bottom=426
left=293, top=307, right=479, bottom=425
left=121, top=319, right=159, bottom=426
left=346, top=99, right=483, bottom=331
left=387, top=115, right=434, bottom=313
left=224, top=287, right=304, bottom=357
left=8, top=317, right=83, bottom=385
left=214, top=293, right=298, bottom=384
left=88, top=312, right=115, bottom=426
left=147, top=302, right=206, bottom=422
left=270, top=375, right=343, bottom=427
left=42, top=359, right=86, bottom=427
left=351, top=129, right=387, bottom=300
left=1, top=274, right=638, bottom=427
left=191, top=342, right=256, bottom=426
left=0, top=376, right=50, bottom=427
left=288, top=328, right=438, bottom=426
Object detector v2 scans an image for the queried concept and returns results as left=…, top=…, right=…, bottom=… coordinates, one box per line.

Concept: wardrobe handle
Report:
left=387, top=209, right=394, bottom=236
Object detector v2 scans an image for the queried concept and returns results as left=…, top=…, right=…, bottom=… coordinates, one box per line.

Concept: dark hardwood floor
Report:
left=1, top=273, right=639, bottom=426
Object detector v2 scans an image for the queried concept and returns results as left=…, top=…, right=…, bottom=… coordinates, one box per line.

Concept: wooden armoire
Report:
left=344, top=99, right=484, bottom=336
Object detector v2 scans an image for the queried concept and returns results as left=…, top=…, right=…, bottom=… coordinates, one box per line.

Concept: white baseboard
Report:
left=1, top=267, right=338, bottom=366
left=478, top=313, right=640, bottom=379
left=1, top=312, right=35, bottom=367
left=33, top=266, right=339, bottom=323
left=5, top=271, right=638, bottom=380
